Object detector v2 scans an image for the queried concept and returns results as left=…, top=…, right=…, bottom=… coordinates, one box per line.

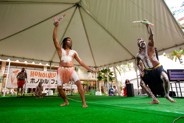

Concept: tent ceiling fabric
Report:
left=0, top=0, right=184, bottom=67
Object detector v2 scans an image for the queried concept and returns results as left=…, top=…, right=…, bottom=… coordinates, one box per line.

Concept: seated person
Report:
left=35, top=82, right=46, bottom=98
left=113, top=86, right=118, bottom=96
left=109, top=86, right=114, bottom=96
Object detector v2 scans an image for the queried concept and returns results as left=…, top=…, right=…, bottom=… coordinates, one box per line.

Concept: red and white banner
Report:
left=7, top=68, right=57, bottom=89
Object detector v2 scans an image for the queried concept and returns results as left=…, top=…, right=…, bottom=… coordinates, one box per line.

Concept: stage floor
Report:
left=0, top=95, right=183, bottom=123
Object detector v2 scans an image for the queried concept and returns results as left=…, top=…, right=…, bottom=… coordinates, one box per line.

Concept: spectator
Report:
left=109, top=86, right=114, bottom=96
left=35, top=82, right=46, bottom=98
left=113, top=86, right=118, bottom=96
left=123, top=79, right=130, bottom=96
left=16, top=68, right=27, bottom=97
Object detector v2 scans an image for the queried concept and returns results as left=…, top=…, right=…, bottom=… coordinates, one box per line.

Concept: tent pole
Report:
left=134, top=59, right=140, bottom=95
left=106, top=67, right=110, bottom=93
left=48, top=61, right=52, bottom=95
left=3, top=60, right=11, bottom=97
left=115, top=66, right=123, bottom=96
left=113, top=65, right=120, bottom=96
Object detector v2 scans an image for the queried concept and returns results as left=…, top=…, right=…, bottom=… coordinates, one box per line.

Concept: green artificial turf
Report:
left=0, top=95, right=183, bottom=123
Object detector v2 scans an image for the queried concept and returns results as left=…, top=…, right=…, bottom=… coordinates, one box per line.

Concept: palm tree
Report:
left=171, top=49, right=184, bottom=64
left=97, top=69, right=114, bottom=82
left=97, top=68, right=115, bottom=93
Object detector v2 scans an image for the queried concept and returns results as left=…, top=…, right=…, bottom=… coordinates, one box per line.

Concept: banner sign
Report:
left=7, top=68, right=57, bottom=89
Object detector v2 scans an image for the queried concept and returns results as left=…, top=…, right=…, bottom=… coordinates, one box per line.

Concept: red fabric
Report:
left=17, top=80, right=25, bottom=88
left=123, top=87, right=127, bottom=96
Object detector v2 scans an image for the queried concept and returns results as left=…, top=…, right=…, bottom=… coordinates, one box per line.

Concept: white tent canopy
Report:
left=0, top=0, right=184, bottom=67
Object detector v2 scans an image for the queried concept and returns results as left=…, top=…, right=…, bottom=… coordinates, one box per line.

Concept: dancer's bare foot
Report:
left=82, top=104, right=88, bottom=108
left=166, top=96, right=176, bottom=103
left=150, top=99, right=160, bottom=104
left=60, top=102, right=69, bottom=106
